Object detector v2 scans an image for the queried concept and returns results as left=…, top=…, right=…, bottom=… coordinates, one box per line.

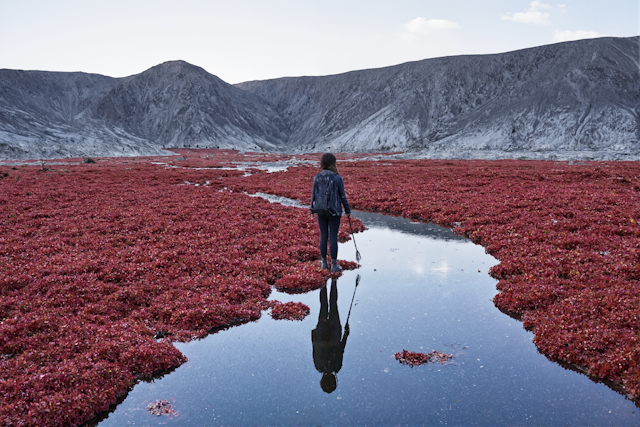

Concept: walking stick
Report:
left=345, top=274, right=361, bottom=326
left=347, top=216, right=362, bottom=261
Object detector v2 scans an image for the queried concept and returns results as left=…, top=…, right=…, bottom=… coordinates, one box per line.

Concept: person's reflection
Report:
left=312, top=277, right=349, bottom=393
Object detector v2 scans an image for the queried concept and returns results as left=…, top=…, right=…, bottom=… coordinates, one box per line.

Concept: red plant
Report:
left=394, top=349, right=454, bottom=366
left=0, top=160, right=363, bottom=425
left=3, top=150, right=640, bottom=425
left=269, top=301, right=311, bottom=321
left=219, top=155, right=640, bottom=399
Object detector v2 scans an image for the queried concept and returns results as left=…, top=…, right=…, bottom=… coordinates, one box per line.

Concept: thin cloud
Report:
left=501, top=1, right=552, bottom=26
left=553, top=30, right=601, bottom=42
left=400, top=17, right=461, bottom=40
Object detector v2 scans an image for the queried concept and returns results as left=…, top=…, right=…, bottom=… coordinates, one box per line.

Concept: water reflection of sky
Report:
left=99, top=209, right=639, bottom=426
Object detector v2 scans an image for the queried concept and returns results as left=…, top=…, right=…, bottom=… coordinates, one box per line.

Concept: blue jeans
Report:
left=318, top=214, right=341, bottom=261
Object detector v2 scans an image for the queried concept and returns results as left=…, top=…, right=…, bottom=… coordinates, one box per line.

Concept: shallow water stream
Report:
left=99, top=208, right=639, bottom=426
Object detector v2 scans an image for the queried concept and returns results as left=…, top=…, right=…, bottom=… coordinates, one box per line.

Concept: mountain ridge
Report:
left=0, top=37, right=638, bottom=160
left=236, top=36, right=640, bottom=158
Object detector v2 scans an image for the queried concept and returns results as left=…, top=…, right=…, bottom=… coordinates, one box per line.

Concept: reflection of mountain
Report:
left=351, top=210, right=466, bottom=241
left=1, top=37, right=638, bottom=159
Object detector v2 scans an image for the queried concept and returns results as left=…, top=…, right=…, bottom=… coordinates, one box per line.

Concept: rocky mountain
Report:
left=0, top=69, right=164, bottom=159
left=0, top=61, right=288, bottom=159
left=83, top=61, right=288, bottom=151
left=237, top=36, right=640, bottom=160
left=0, top=36, right=638, bottom=160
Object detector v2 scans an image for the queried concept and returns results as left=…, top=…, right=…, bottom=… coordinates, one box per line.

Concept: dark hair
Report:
left=320, top=373, right=337, bottom=393
left=319, top=153, right=338, bottom=174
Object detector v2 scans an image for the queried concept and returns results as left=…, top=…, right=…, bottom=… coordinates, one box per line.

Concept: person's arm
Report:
left=310, top=176, right=317, bottom=216
left=337, top=176, right=351, bottom=216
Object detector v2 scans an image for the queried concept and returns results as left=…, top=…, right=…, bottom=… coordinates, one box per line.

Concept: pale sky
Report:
left=0, top=0, right=637, bottom=84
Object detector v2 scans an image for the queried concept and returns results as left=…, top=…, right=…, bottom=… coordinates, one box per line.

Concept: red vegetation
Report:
left=2, top=150, right=640, bottom=424
left=394, top=349, right=454, bottom=366
left=223, top=156, right=640, bottom=400
left=0, top=161, right=360, bottom=425
left=269, top=301, right=311, bottom=321
left=335, top=260, right=361, bottom=271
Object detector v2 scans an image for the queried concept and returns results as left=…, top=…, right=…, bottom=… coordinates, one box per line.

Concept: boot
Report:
left=321, top=257, right=330, bottom=270
left=331, top=261, right=343, bottom=273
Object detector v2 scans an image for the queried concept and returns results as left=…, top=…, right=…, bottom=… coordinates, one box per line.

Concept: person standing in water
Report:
left=310, top=153, right=351, bottom=272
left=312, top=278, right=349, bottom=393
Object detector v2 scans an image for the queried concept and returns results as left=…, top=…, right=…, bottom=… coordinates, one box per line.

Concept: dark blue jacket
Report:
left=311, top=169, right=351, bottom=216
